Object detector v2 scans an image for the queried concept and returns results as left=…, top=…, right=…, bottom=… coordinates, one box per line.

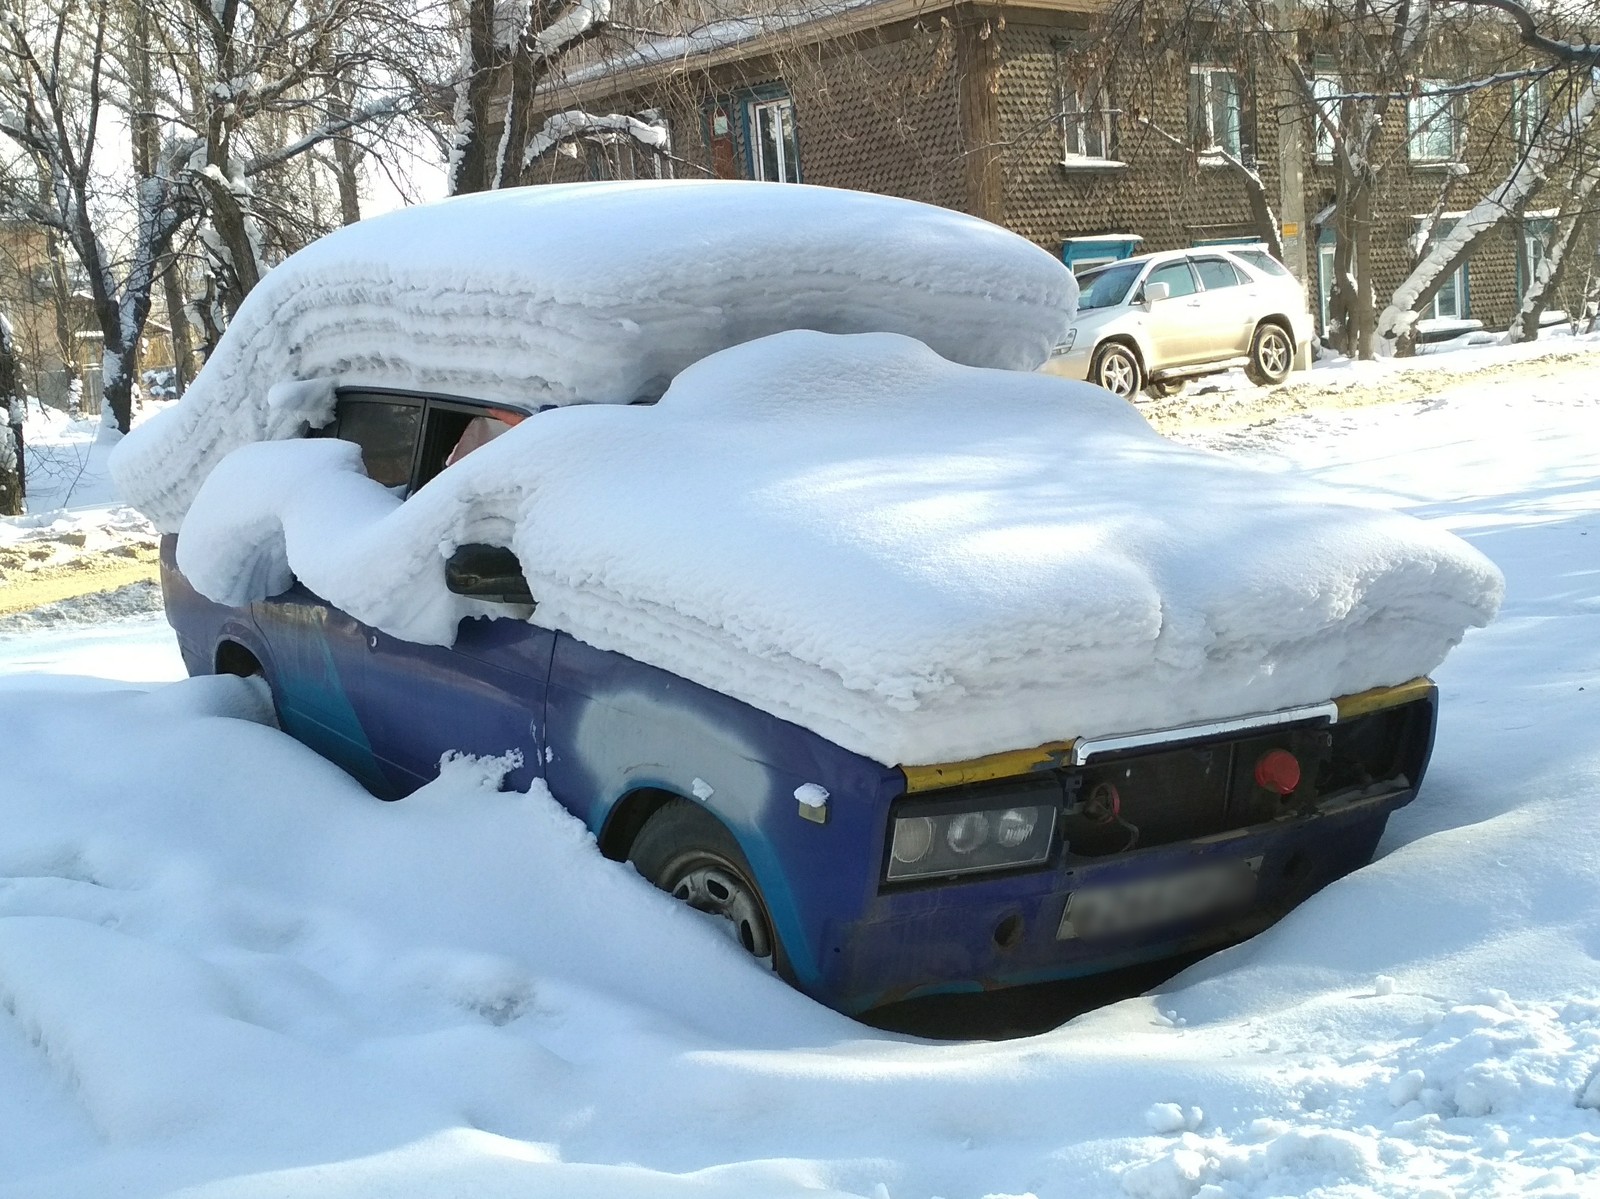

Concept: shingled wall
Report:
left=994, top=14, right=1280, bottom=255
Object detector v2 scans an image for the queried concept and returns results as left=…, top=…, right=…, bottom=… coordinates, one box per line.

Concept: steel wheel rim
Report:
left=669, top=861, right=774, bottom=960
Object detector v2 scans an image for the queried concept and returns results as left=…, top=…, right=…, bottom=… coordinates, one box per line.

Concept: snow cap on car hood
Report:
left=171, top=329, right=1504, bottom=767
left=110, top=180, right=1078, bottom=532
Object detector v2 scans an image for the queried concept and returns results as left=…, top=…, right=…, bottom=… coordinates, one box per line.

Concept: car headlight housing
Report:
left=885, top=784, right=1058, bottom=882
left=1053, top=328, right=1078, bottom=354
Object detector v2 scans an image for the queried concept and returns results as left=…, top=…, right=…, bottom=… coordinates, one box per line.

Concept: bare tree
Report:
left=1375, top=65, right=1600, bottom=351
left=0, top=0, right=190, bottom=432
left=447, top=0, right=649, bottom=193
left=151, top=0, right=455, bottom=338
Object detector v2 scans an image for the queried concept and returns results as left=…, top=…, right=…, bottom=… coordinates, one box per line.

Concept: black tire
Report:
left=1146, top=378, right=1187, bottom=399
left=1090, top=342, right=1143, bottom=399
left=1245, top=321, right=1294, bottom=386
left=628, top=799, right=782, bottom=969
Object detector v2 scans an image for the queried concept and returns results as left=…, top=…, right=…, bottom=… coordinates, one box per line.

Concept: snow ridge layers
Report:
left=170, top=330, right=1504, bottom=767
left=109, top=180, right=1078, bottom=532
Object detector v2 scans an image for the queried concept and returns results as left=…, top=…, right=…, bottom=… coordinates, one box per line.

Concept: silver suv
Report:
left=1043, top=247, right=1316, bottom=399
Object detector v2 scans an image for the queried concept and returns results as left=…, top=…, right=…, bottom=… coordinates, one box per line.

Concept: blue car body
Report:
left=159, top=388, right=1438, bottom=1015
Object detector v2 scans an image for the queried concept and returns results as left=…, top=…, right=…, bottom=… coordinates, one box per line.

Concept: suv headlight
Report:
left=1053, top=328, right=1078, bottom=354
left=886, top=786, right=1058, bottom=882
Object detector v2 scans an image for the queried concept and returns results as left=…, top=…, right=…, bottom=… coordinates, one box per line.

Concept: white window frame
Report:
left=1311, top=75, right=1339, bottom=162
left=1191, top=65, right=1242, bottom=159
left=649, top=117, right=674, bottom=179
left=1062, top=84, right=1116, bottom=162
left=1514, top=81, right=1547, bottom=155
left=749, top=97, right=800, bottom=183
left=1408, top=80, right=1463, bottom=164
left=1523, top=212, right=1557, bottom=290
left=1413, top=217, right=1469, bottom=320
left=1317, top=238, right=1336, bottom=333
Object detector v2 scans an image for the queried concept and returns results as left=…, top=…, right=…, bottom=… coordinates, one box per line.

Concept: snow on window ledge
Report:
left=1412, top=160, right=1470, bottom=176
left=1196, top=149, right=1242, bottom=168
left=1059, top=156, right=1128, bottom=173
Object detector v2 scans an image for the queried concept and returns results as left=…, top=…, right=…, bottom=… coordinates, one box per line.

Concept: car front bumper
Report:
left=1040, top=339, right=1093, bottom=380
left=820, top=783, right=1410, bottom=1012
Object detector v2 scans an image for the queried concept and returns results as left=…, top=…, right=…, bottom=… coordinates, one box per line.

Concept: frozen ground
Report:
left=0, top=348, right=1597, bottom=1197
left=1, top=405, right=163, bottom=619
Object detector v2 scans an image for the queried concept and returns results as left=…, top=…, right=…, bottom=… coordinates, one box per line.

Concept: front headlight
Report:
left=1053, top=328, right=1078, bottom=355
left=886, top=797, right=1055, bottom=882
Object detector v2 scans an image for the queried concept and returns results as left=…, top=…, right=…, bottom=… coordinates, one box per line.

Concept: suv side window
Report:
left=1232, top=249, right=1290, bottom=278
left=1145, top=261, right=1199, bottom=299
left=331, top=396, right=423, bottom=489
left=1193, top=257, right=1245, bottom=290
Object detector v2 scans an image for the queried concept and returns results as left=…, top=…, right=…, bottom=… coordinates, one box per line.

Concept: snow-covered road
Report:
left=1, top=375, right=1598, bottom=1198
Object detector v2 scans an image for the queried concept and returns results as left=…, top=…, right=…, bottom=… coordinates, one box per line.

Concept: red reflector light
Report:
left=1255, top=749, right=1301, bottom=795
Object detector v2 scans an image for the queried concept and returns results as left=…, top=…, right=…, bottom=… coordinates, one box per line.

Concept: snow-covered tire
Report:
left=629, top=799, right=782, bottom=970
left=1245, top=322, right=1294, bottom=386
left=1090, top=342, right=1143, bottom=399
left=1146, top=378, right=1187, bottom=400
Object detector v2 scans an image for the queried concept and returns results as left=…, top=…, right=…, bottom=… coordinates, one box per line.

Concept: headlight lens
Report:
left=890, top=816, right=935, bottom=865
left=886, top=801, right=1054, bottom=882
left=1053, top=328, right=1078, bottom=354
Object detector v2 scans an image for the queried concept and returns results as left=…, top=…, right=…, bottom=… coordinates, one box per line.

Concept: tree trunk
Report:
left=161, top=254, right=194, bottom=395
left=0, top=318, right=23, bottom=515
left=101, top=339, right=138, bottom=434
left=448, top=0, right=505, bottom=196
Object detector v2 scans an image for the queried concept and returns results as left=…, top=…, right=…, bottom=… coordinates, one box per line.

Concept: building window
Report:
left=1190, top=65, right=1242, bottom=159
left=1514, top=81, right=1546, bottom=154
left=1063, top=84, right=1116, bottom=161
left=749, top=97, right=800, bottom=183
left=1317, top=231, right=1336, bottom=334
left=1311, top=75, right=1339, bottom=162
left=1522, top=215, right=1556, bottom=291
left=1414, top=218, right=1469, bottom=320
left=1408, top=81, right=1463, bottom=163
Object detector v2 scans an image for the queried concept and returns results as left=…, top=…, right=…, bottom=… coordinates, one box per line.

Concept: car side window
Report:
left=1232, top=249, right=1290, bottom=278
left=1145, top=261, right=1198, bottom=299
left=333, top=397, right=423, bottom=489
left=1193, top=257, right=1245, bottom=290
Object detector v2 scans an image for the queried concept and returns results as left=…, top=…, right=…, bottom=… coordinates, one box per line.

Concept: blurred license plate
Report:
left=1058, top=856, right=1263, bottom=941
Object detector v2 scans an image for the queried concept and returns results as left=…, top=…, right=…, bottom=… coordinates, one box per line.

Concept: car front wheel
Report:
left=1246, top=322, right=1294, bottom=386
left=629, top=799, right=780, bottom=967
left=1091, top=342, right=1144, bottom=398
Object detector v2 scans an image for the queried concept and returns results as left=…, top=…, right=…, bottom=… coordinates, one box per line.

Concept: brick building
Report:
left=529, top=0, right=1593, bottom=339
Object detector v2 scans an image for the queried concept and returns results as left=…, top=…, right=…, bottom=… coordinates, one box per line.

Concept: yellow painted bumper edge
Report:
left=898, top=677, right=1434, bottom=793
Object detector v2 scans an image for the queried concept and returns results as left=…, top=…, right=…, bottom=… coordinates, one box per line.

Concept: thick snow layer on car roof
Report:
left=170, top=330, right=1502, bottom=766
left=110, top=180, right=1077, bottom=532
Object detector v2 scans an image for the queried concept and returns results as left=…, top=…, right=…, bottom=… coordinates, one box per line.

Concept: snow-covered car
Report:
left=112, top=182, right=1501, bottom=1016
left=1042, top=247, right=1317, bottom=399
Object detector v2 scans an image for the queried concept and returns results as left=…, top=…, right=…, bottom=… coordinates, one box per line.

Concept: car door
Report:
left=1190, top=255, right=1258, bottom=356
left=253, top=390, right=554, bottom=798
left=1139, top=260, right=1205, bottom=367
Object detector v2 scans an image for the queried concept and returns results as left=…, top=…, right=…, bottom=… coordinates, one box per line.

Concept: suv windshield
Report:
left=1076, top=261, right=1144, bottom=311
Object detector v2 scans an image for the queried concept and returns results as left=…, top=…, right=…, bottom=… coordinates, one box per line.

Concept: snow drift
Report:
left=170, top=330, right=1502, bottom=766
left=110, top=180, right=1077, bottom=532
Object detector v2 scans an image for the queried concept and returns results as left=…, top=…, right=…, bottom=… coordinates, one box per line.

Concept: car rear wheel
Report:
left=1246, top=322, right=1294, bottom=386
left=628, top=799, right=780, bottom=967
left=1091, top=342, right=1143, bottom=399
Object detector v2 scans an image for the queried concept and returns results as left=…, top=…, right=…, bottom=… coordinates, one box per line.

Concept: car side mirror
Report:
left=1141, top=281, right=1171, bottom=307
left=445, top=543, right=534, bottom=606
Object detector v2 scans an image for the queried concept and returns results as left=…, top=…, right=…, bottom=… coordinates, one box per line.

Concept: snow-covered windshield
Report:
left=1076, top=261, right=1143, bottom=311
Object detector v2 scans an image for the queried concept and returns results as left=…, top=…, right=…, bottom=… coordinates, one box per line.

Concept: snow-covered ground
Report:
left=0, top=352, right=1597, bottom=1197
